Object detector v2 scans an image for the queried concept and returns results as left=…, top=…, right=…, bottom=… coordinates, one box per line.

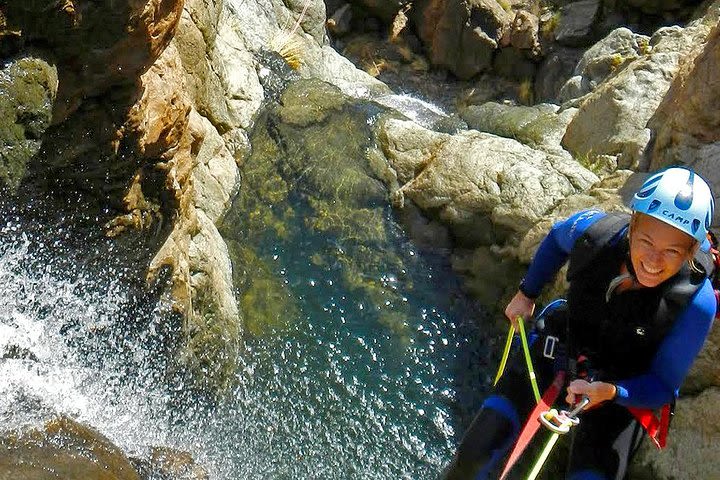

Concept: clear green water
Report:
left=202, top=204, right=494, bottom=478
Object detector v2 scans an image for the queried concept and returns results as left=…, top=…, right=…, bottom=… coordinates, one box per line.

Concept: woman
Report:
left=442, top=167, right=717, bottom=479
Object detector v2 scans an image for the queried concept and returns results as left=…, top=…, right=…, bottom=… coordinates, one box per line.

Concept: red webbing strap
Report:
left=627, top=404, right=671, bottom=449
left=499, top=370, right=566, bottom=480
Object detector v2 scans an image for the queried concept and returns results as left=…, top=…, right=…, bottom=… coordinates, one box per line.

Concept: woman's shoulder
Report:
left=690, top=279, right=717, bottom=319
left=555, top=209, right=613, bottom=243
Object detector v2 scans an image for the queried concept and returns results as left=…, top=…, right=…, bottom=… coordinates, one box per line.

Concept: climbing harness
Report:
left=497, top=301, right=569, bottom=480
left=628, top=403, right=673, bottom=449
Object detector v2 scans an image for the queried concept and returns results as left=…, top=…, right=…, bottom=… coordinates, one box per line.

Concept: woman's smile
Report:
left=630, top=213, right=696, bottom=287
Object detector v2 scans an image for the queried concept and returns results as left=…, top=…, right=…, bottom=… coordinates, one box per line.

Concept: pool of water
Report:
left=206, top=180, right=496, bottom=478
left=0, top=196, right=496, bottom=479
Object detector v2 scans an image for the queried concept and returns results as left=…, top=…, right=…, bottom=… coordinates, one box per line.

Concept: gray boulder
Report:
left=379, top=118, right=599, bottom=245
left=558, top=27, right=650, bottom=103
left=561, top=17, right=718, bottom=170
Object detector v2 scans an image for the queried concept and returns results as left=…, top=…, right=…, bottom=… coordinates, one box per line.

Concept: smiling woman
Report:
left=628, top=214, right=696, bottom=288
left=442, top=166, right=717, bottom=480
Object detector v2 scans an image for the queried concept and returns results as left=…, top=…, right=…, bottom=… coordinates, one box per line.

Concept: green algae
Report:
left=461, top=101, right=570, bottom=147
left=0, top=57, right=56, bottom=192
left=220, top=78, right=415, bottom=339
left=226, top=239, right=298, bottom=336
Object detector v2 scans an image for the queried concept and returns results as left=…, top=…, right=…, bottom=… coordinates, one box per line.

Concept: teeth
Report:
left=642, top=263, right=662, bottom=274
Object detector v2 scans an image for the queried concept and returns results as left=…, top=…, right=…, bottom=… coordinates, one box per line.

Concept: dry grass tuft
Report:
left=271, top=0, right=313, bottom=70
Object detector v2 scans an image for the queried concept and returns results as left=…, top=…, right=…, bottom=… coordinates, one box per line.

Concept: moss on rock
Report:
left=0, top=57, right=56, bottom=192
left=220, top=77, right=416, bottom=338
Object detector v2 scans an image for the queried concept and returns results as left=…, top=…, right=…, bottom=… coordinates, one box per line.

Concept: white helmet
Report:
left=631, top=167, right=714, bottom=243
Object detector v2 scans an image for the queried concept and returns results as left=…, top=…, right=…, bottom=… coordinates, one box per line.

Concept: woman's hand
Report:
left=504, top=290, right=536, bottom=330
left=565, top=379, right=617, bottom=409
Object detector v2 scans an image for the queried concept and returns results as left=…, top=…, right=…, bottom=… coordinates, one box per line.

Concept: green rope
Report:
left=526, top=432, right=560, bottom=480
left=493, top=324, right=515, bottom=386
left=517, top=316, right=541, bottom=403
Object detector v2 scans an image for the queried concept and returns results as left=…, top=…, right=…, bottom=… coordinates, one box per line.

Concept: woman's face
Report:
left=629, top=213, right=696, bottom=287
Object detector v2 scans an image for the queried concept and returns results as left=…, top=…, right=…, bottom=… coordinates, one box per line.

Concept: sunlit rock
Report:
left=647, top=18, right=720, bottom=210
left=558, top=27, right=650, bottom=103
left=503, top=9, right=541, bottom=57
left=460, top=101, right=578, bottom=150
left=379, top=118, right=598, bottom=245
left=0, top=57, right=56, bottom=192
left=561, top=7, right=720, bottom=170
left=513, top=170, right=633, bottom=264
left=0, top=416, right=141, bottom=480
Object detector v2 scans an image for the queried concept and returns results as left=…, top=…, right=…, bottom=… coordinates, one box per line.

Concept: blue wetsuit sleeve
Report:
left=519, top=210, right=607, bottom=298
left=614, top=280, right=716, bottom=408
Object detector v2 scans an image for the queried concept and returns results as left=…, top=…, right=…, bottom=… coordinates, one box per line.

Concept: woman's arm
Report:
left=519, top=209, right=606, bottom=298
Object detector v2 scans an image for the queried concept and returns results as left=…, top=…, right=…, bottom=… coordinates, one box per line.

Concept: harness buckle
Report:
left=543, top=335, right=559, bottom=360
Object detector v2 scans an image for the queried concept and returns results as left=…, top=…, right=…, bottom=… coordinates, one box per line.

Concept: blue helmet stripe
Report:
left=674, top=171, right=694, bottom=210
left=636, top=173, right=663, bottom=199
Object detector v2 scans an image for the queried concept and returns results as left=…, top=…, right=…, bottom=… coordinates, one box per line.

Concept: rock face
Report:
left=554, top=0, right=602, bottom=47
left=0, top=416, right=141, bottom=480
left=0, top=57, right=57, bottom=192
left=4, top=0, right=185, bottom=125
left=561, top=13, right=718, bottom=170
left=2, top=0, right=184, bottom=205
left=647, top=20, right=720, bottom=219
left=558, top=27, right=650, bottom=103
left=379, top=118, right=598, bottom=246
left=412, top=0, right=511, bottom=79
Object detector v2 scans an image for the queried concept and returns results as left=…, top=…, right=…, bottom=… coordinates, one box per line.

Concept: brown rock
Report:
left=4, top=0, right=185, bottom=124
left=0, top=416, right=141, bottom=480
left=505, top=10, right=541, bottom=57
left=413, top=0, right=511, bottom=79
left=648, top=23, right=720, bottom=170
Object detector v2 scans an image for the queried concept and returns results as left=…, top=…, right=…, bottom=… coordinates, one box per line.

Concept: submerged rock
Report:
left=133, top=446, right=210, bottom=480
left=219, top=77, right=416, bottom=337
